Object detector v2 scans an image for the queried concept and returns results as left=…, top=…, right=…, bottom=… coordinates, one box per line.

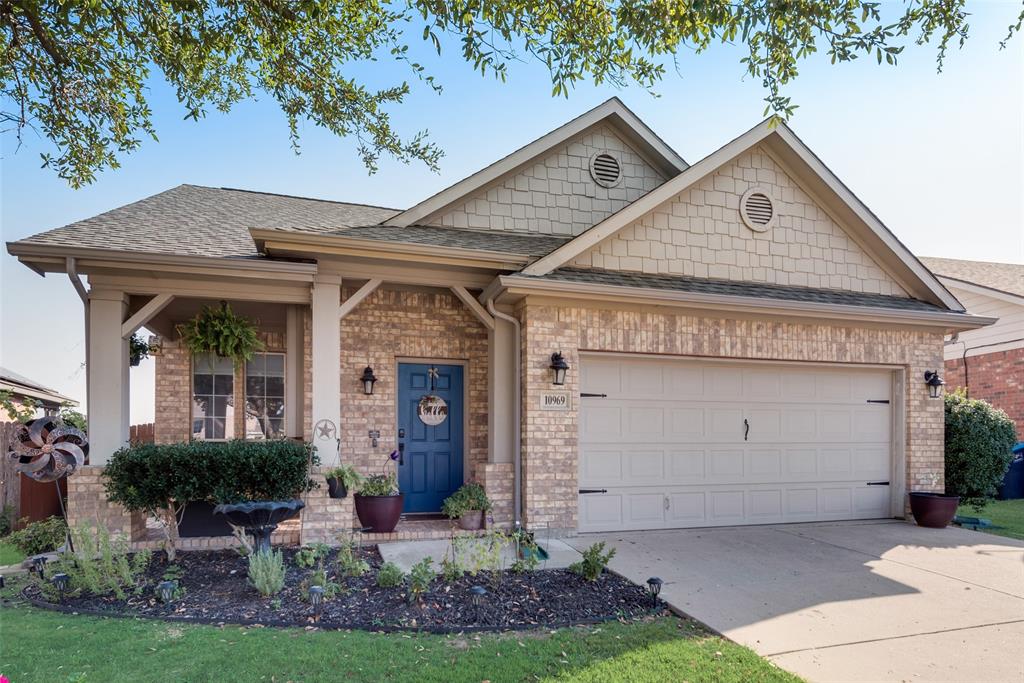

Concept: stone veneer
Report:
left=432, top=125, right=666, bottom=236
left=519, top=301, right=945, bottom=534
left=571, top=145, right=907, bottom=296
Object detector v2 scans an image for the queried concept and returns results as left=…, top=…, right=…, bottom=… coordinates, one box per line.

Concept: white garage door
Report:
left=578, top=356, right=896, bottom=532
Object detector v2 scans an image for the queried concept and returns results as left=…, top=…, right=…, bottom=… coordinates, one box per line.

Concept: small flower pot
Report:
left=326, top=477, right=347, bottom=499
left=457, top=510, right=484, bottom=531
left=909, top=492, right=960, bottom=528
left=354, top=493, right=404, bottom=533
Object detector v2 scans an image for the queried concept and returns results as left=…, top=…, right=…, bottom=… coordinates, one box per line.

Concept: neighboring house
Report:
left=0, top=366, right=77, bottom=422
left=6, top=98, right=993, bottom=545
left=920, top=257, right=1024, bottom=431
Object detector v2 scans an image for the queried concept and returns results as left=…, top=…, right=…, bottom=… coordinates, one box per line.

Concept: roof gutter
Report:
left=67, top=256, right=90, bottom=433
left=499, top=275, right=997, bottom=332
left=485, top=296, right=522, bottom=528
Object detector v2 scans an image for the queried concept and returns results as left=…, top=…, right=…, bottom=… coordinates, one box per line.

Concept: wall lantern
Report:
left=360, top=366, right=378, bottom=395
left=924, top=370, right=945, bottom=399
left=549, top=352, right=569, bottom=386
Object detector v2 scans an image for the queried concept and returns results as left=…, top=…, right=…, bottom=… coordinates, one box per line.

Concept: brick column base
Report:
left=480, top=463, right=514, bottom=528
left=67, top=466, right=136, bottom=540
left=301, top=468, right=355, bottom=544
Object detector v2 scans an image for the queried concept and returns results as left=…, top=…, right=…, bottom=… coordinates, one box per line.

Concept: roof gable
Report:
left=385, top=98, right=688, bottom=228
left=569, top=144, right=907, bottom=297
left=524, top=120, right=963, bottom=311
left=921, top=257, right=1024, bottom=299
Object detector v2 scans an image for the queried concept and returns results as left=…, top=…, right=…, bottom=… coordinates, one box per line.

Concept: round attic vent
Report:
left=739, top=187, right=775, bottom=232
left=589, top=152, right=623, bottom=188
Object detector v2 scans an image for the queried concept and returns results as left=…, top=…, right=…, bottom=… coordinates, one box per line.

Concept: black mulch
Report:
left=24, top=546, right=659, bottom=632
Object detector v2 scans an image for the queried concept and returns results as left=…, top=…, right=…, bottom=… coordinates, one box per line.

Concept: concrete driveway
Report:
left=565, top=521, right=1024, bottom=682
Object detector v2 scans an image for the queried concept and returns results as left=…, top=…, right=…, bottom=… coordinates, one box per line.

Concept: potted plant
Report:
left=441, top=482, right=492, bottom=531
left=324, top=464, right=363, bottom=499
left=353, top=451, right=403, bottom=532
left=176, top=300, right=264, bottom=366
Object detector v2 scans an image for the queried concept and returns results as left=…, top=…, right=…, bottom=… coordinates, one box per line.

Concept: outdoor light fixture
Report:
left=924, top=370, right=945, bottom=399
left=308, top=585, right=325, bottom=618
left=31, top=555, right=48, bottom=579
left=52, top=572, right=69, bottom=603
left=157, top=580, right=178, bottom=604
left=360, top=366, right=378, bottom=395
left=646, top=577, right=663, bottom=607
left=469, top=584, right=487, bottom=620
left=549, top=352, right=569, bottom=386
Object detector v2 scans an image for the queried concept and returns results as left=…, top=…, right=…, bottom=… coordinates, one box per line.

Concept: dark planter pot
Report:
left=178, top=501, right=233, bottom=538
left=326, top=477, right=348, bottom=499
left=909, top=492, right=960, bottom=528
left=213, top=499, right=305, bottom=553
left=354, top=494, right=404, bottom=533
left=457, top=510, right=484, bottom=531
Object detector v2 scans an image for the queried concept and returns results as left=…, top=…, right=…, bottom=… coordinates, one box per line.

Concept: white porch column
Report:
left=310, top=274, right=342, bottom=466
left=285, top=304, right=304, bottom=439
left=87, top=289, right=129, bottom=465
left=488, top=312, right=516, bottom=464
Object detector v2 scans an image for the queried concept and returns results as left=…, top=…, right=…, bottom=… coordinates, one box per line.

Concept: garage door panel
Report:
left=578, top=357, right=895, bottom=532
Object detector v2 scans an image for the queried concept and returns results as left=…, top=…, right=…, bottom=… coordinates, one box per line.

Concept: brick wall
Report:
left=945, top=347, right=1024, bottom=431
left=432, top=125, right=666, bottom=236
left=339, top=287, right=489, bottom=486
left=571, top=145, right=907, bottom=296
left=520, top=301, right=946, bottom=533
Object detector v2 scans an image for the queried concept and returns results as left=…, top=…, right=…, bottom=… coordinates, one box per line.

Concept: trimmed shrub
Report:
left=569, top=541, right=616, bottom=582
left=376, top=561, right=404, bottom=588
left=945, top=390, right=1017, bottom=511
left=8, top=515, right=67, bottom=555
left=103, top=439, right=318, bottom=560
left=248, top=549, right=286, bottom=597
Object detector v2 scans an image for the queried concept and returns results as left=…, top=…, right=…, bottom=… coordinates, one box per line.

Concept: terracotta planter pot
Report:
left=909, top=492, right=960, bottom=528
left=326, top=477, right=347, bottom=499
left=354, top=494, right=404, bottom=533
left=457, top=510, right=484, bottom=531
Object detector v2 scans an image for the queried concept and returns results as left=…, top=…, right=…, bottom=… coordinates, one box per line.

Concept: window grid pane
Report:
left=245, top=352, right=286, bottom=440
left=192, top=352, right=235, bottom=440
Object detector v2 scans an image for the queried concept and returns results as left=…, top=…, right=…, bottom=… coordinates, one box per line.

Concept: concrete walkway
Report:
left=564, top=521, right=1024, bottom=682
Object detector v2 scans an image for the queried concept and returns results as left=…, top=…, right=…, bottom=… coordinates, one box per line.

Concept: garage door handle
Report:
left=866, top=481, right=890, bottom=486
left=579, top=488, right=608, bottom=494
left=743, top=418, right=750, bottom=441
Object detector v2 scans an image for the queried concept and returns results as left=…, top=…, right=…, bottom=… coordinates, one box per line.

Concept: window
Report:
left=192, top=353, right=235, bottom=440
left=245, top=353, right=286, bottom=440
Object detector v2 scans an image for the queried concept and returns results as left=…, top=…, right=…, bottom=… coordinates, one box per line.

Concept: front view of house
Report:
left=7, top=99, right=993, bottom=544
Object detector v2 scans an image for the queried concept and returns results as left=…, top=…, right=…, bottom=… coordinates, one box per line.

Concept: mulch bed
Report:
left=23, top=546, right=659, bottom=632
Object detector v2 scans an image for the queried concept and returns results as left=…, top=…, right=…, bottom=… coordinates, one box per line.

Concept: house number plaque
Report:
left=540, top=391, right=570, bottom=411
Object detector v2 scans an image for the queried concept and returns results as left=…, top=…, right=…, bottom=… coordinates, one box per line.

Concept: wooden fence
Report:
left=130, top=423, right=155, bottom=444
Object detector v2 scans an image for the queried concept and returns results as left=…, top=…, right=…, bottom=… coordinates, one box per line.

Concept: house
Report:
left=0, top=366, right=78, bottom=421
left=920, top=257, right=1024, bottom=431
left=6, top=99, right=994, bottom=546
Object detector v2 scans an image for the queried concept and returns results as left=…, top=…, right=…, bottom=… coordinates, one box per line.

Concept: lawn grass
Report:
left=0, top=578, right=799, bottom=683
left=957, top=498, right=1024, bottom=541
left=0, top=539, right=25, bottom=565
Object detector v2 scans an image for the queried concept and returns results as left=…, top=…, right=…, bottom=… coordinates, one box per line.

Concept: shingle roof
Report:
left=921, top=257, right=1024, bottom=299
left=13, top=184, right=401, bottom=259
left=526, top=268, right=948, bottom=312
left=267, top=224, right=570, bottom=257
left=0, top=366, right=76, bottom=405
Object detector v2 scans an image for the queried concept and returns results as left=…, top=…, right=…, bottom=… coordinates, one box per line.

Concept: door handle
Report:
left=866, top=481, right=890, bottom=486
left=743, top=418, right=750, bottom=441
left=398, top=442, right=405, bottom=466
left=578, top=488, right=608, bottom=494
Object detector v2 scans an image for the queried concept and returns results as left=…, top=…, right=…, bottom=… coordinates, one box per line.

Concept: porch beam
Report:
left=450, top=286, right=495, bottom=330
left=338, top=278, right=382, bottom=319
left=121, top=293, right=174, bottom=339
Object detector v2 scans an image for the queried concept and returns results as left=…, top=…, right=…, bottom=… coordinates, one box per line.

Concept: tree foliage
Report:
left=3, top=1, right=1022, bottom=187
left=944, top=390, right=1017, bottom=511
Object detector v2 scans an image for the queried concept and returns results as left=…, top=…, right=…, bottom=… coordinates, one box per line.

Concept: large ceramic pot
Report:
left=354, top=494, right=404, bottom=533
left=213, top=499, right=305, bottom=553
left=909, top=492, right=960, bottom=528
left=458, top=510, right=484, bottom=531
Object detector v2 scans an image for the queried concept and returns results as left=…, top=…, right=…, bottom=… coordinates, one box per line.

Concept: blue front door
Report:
left=397, top=363, right=464, bottom=513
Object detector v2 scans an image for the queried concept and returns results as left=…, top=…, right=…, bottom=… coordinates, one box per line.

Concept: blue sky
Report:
left=2, top=2, right=1022, bottom=421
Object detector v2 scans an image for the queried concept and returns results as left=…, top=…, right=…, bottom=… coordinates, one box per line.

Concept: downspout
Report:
left=486, top=296, right=522, bottom=528
left=67, top=257, right=89, bottom=433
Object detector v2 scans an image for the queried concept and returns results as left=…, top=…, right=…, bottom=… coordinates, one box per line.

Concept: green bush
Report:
left=8, top=515, right=67, bottom=555
left=324, top=464, right=363, bottom=491
left=335, top=534, right=369, bottom=577
left=569, top=542, right=616, bottom=582
left=248, top=549, right=286, bottom=597
left=294, top=543, right=330, bottom=569
left=43, top=524, right=151, bottom=600
left=358, top=473, right=398, bottom=496
left=945, top=391, right=1017, bottom=511
left=376, top=561, right=404, bottom=588
left=407, top=558, right=434, bottom=604
left=441, top=482, right=492, bottom=519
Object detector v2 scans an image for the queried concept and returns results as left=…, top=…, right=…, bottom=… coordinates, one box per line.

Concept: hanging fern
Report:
left=176, top=301, right=264, bottom=367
